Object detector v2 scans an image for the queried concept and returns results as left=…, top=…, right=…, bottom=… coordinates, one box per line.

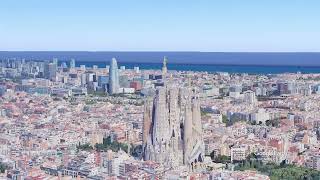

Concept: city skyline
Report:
left=2, top=1, right=320, bottom=179
left=1, top=57, right=320, bottom=179
left=3, top=51, right=320, bottom=67
left=1, top=1, right=320, bottom=51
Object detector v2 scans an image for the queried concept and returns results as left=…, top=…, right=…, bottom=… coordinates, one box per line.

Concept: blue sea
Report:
left=1, top=51, right=320, bottom=74
left=74, top=62, right=320, bottom=74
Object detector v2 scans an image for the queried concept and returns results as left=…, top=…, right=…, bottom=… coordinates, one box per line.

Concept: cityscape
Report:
left=1, top=56, right=320, bottom=179
left=2, top=0, right=320, bottom=180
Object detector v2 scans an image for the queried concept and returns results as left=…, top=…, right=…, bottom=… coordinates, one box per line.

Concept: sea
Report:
left=1, top=51, right=320, bottom=74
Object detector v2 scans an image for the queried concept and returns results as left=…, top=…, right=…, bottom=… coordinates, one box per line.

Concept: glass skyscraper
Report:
left=108, top=58, right=120, bottom=94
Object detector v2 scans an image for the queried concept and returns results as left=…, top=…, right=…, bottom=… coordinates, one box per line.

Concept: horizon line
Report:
left=1, top=50, right=320, bottom=53
left=19, top=59, right=320, bottom=68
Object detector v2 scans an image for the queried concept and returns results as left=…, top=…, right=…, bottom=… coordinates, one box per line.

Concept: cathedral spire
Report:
left=142, top=98, right=152, bottom=146
left=143, top=86, right=205, bottom=170
left=183, top=99, right=193, bottom=165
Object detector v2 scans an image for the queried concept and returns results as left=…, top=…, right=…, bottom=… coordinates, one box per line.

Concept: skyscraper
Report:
left=61, top=62, right=68, bottom=69
left=108, top=58, right=120, bottom=94
left=243, top=90, right=257, bottom=105
left=70, top=59, right=76, bottom=69
left=143, top=86, right=205, bottom=170
left=106, top=65, right=110, bottom=72
left=162, top=56, right=168, bottom=76
left=52, top=58, right=58, bottom=65
left=44, top=62, right=57, bottom=81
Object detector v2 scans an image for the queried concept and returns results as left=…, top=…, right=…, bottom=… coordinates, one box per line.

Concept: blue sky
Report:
left=1, top=0, right=320, bottom=51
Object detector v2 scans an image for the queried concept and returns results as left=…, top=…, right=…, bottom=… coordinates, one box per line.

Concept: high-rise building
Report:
left=81, top=74, right=87, bottom=86
left=134, top=66, right=140, bottom=73
left=162, top=56, right=168, bottom=76
left=243, top=90, right=257, bottom=105
left=80, top=65, right=86, bottom=71
left=86, top=73, right=95, bottom=83
left=61, top=62, right=68, bottom=69
left=52, top=58, right=58, bottom=65
left=143, top=86, right=205, bottom=170
left=98, top=75, right=109, bottom=90
left=106, top=65, right=110, bottom=72
left=70, top=59, right=76, bottom=69
left=44, top=62, right=57, bottom=81
left=108, top=58, right=120, bottom=94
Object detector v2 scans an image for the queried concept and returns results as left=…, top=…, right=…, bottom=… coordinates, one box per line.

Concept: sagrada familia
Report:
left=142, top=57, right=205, bottom=170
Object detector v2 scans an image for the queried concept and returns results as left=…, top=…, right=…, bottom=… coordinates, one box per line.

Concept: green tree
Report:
left=234, top=154, right=320, bottom=180
left=95, top=136, right=129, bottom=153
left=76, top=143, right=93, bottom=151
left=0, top=162, right=8, bottom=173
left=222, top=115, right=228, bottom=124
left=212, top=155, right=231, bottom=163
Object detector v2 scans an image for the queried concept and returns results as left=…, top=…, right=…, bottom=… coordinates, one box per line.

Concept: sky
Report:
left=1, top=0, right=320, bottom=52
